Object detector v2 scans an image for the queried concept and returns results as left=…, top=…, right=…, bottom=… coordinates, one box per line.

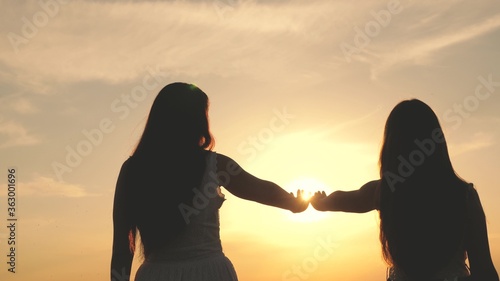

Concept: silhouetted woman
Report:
left=311, top=99, right=498, bottom=281
left=111, top=82, right=307, bottom=281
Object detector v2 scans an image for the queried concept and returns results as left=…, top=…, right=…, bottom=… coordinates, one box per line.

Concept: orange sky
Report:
left=1, top=1, right=500, bottom=280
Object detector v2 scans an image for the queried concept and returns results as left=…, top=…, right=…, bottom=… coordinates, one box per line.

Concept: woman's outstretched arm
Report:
left=466, top=187, right=499, bottom=281
left=110, top=161, right=134, bottom=281
left=216, top=153, right=308, bottom=213
left=310, top=180, right=380, bottom=213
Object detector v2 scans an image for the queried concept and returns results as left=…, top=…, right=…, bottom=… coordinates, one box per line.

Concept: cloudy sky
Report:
left=1, top=0, right=499, bottom=280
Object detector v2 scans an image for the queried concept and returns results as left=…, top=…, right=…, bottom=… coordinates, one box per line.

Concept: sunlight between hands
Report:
left=289, top=189, right=309, bottom=213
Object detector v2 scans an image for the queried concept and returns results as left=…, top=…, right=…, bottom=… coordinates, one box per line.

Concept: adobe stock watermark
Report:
left=179, top=156, right=243, bottom=224
left=282, top=236, right=339, bottom=281
left=383, top=128, right=445, bottom=191
left=0, top=230, right=8, bottom=264
left=340, top=0, right=403, bottom=63
left=7, top=0, right=68, bottom=54
left=237, top=107, right=295, bottom=162
left=443, top=74, right=500, bottom=130
left=51, top=66, right=168, bottom=182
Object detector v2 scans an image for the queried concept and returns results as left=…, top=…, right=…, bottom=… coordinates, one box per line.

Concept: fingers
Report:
left=310, top=191, right=323, bottom=199
left=288, top=189, right=329, bottom=213
left=309, top=190, right=328, bottom=211
left=312, top=191, right=326, bottom=198
left=290, top=189, right=310, bottom=213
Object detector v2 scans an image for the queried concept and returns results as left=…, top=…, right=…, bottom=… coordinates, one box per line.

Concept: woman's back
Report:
left=146, top=151, right=225, bottom=262
left=385, top=180, right=473, bottom=280
left=133, top=151, right=238, bottom=281
left=380, top=178, right=469, bottom=279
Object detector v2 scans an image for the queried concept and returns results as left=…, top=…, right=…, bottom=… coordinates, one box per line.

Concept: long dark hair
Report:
left=126, top=82, right=214, bottom=259
left=378, top=99, right=468, bottom=278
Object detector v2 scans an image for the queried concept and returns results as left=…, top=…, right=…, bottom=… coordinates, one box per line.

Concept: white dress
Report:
left=134, top=151, right=238, bottom=281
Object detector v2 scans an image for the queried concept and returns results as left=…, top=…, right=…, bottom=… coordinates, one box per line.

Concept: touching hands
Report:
left=289, top=189, right=310, bottom=213
left=288, top=190, right=331, bottom=213
left=310, top=191, right=328, bottom=211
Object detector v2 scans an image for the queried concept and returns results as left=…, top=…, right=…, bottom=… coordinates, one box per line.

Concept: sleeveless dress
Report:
left=386, top=184, right=478, bottom=281
left=134, top=151, right=238, bottom=281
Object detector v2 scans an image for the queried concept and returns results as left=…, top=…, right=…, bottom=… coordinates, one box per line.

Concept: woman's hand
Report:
left=289, top=189, right=309, bottom=213
left=310, top=191, right=328, bottom=211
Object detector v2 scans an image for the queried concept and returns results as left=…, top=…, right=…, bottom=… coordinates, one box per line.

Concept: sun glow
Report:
left=300, top=190, right=314, bottom=201
left=286, top=177, right=333, bottom=222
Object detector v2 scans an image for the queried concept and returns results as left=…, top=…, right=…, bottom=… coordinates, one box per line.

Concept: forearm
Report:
left=217, top=154, right=302, bottom=212
left=466, top=186, right=499, bottom=281
left=322, top=190, right=366, bottom=213
left=322, top=191, right=343, bottom=211
left=319, top=187, right=377, bottom=213
left=239, top=180, right=296, bottom=211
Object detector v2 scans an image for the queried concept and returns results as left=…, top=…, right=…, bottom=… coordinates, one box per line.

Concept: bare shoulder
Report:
left=213, top=152, right=245, bottom=187
left=359, top=180, right=380, bottom=192
left=466, top=183, right=486, bottom=217
left=215, top=153, right=242, bottom=174
left=358, top=179, right=381, bottom=199
left=215, top=152, right=232, bottom=167
left=116, top=157, right=134, bottom=188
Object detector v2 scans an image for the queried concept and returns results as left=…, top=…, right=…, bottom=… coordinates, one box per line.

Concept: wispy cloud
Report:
left=0, top=119, right=41, bottom=148
left=449, top=132, right=495, bottom=157
left=0, top=1, right=346, bottom=84
left=19, top=176, right=95, bottom=197
left=368, top=11, right=500, bottom=79
left=316, top=107, right=383, bottom=137
left=1, top=0, right=499, bottom=87
left=9, top=96, right=39, bottom=114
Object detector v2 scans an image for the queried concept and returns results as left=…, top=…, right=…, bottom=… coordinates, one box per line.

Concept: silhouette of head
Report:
left=379, top=99, right=453, bottom=181
left=134, top=82, right=214, bottom=156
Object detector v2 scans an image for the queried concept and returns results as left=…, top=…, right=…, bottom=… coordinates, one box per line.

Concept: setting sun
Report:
left=287, top=177, right=329, bottom=198
left=286, top=177, right=333, bottom=222
left=300, top=190, right=314, bottom=201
